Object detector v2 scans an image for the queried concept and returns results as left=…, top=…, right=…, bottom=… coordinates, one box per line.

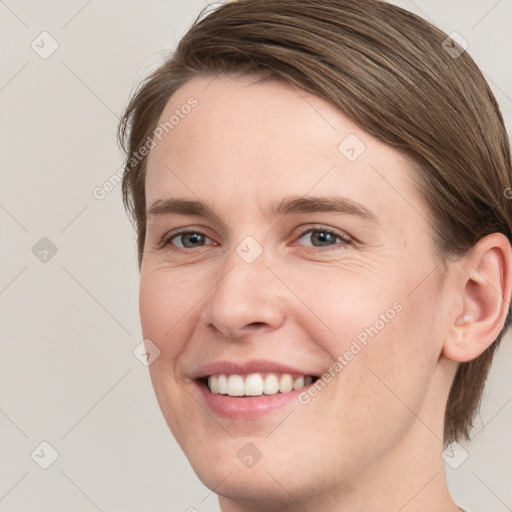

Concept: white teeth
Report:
left=263, top=374, right=279, bottom=394
left=244, top=373, right=264, bottom=396
left=207, top=372, right=314, bottom=396
left=227, top=375, right=245, bottom=396
left=217, top=374, right=228, bottom=394
left=209, top=375, right=219, bottom=393
left=293, top=376, right=305, bottom=390
left=278, top=374, right=294, bottom=393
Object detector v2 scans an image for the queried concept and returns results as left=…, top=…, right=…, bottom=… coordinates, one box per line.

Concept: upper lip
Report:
left=191, top=359, right=320, bottom=379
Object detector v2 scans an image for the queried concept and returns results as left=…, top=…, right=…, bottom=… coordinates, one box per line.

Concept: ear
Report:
left=443, top=233, right=512, bottom=362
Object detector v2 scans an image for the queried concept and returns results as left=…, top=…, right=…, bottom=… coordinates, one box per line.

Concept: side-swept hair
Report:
left=118, top=0, right=512, bottom=445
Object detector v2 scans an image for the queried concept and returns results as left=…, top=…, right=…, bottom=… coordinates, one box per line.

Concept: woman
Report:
left=118, top=1, right=511, bottom=510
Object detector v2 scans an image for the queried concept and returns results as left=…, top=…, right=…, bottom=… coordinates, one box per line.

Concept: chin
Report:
left=180, top=433, right=329, bottom=507
left=196, top=461, right=311, bottom=508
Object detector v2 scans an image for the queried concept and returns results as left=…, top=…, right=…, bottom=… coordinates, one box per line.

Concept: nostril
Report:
left=248, top=322, right=266, bottom=327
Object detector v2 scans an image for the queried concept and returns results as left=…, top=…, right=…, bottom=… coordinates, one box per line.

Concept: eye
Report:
left=295, top=226, right=351, bottom=249
left=160, top=230, right=213, bottom=249
left=158, top=226, right=352, bottom=252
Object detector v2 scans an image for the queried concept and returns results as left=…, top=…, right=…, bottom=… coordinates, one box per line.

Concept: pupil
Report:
left=313, top=231, right=334, bottom=246
left=184, top=233, right=204, bottom=247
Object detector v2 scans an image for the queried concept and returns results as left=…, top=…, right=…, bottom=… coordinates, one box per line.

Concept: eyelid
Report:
left=291, top=224, right=353, bottom=248
left=293, top=223, right=350, bottom=238
left=158, top=227, right=215, bottom=249
left=159, top=223, right=354, bottom=251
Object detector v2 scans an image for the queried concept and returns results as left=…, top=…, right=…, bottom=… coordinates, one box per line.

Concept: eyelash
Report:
left=158, top=225, right=353, bottom=252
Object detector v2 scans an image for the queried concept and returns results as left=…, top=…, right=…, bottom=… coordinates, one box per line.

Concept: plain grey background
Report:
left=1, top=1, right=511, bottom=511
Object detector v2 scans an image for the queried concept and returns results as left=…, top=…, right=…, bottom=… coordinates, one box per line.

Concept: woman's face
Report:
left=140, top=75, right=455, bottom=507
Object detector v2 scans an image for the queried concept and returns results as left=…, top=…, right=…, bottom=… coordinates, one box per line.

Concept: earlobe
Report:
left=443, top=233, right=512, bottom=363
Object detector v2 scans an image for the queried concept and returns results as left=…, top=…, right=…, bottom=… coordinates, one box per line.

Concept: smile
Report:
left=206, top=372, right=316, bottom=397
left=192, top=360, right=322, bottom=418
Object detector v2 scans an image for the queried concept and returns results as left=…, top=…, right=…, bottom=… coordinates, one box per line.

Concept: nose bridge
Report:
left=202, top=239, right=286, bottom=337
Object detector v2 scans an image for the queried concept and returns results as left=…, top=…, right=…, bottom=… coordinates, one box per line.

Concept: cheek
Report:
left=138, top=268, right=197, bottom=360
left=139, top=271, right=202, bottom=441
left=292, top=263, right=440, bottom=417
left=139, top=271, right=193, bottom=372
left=286, top=264, right=394, bottom=354
left=343, top=279, right=444, bottom=430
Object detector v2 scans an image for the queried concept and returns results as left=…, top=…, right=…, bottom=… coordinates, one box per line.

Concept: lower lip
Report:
left=195, top=380, right=311, bottom=419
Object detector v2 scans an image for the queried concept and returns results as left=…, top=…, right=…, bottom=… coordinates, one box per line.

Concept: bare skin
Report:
left=139, top=75, right=511, bottom=512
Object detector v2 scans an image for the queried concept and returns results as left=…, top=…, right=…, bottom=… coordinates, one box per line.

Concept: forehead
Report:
left=145, top=75, right=427, bottom=230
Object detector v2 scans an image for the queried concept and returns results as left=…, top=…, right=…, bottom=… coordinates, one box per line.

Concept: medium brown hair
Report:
left=118, top=0, right=512, bottom=445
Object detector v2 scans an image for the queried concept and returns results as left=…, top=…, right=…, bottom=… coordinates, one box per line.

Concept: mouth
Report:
left=198, top=372, right=320, bottom=397
left=191, top=360, right=323, bottom=418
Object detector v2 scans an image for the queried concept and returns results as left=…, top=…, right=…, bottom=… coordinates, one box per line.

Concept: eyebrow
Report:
left=147, top=195, right=379, bottom=224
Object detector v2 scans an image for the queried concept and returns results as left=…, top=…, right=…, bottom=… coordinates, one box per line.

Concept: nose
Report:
left=200, top=247, right=287, bottom=340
